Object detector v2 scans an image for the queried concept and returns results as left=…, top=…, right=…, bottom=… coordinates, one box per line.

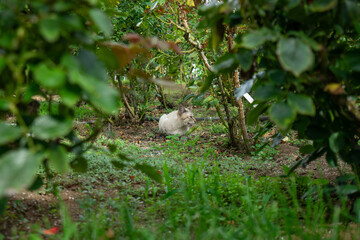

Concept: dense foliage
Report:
left=199, top=1, right=360, bottom=183
left=0, top=0, right=169, bottom=204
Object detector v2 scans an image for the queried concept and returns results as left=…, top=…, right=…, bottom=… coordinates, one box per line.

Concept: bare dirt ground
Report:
left=0, top=117, right=348, bottom=238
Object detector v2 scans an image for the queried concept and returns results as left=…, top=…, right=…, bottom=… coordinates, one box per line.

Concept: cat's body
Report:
left=159, top=106, right=196, bottom=136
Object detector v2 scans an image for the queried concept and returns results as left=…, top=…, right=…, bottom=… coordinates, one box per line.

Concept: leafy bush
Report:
left=199, top=1, right=360, bottom=183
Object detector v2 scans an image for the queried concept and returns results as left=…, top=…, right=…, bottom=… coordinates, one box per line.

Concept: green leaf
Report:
left=299, top=145, right=315, bottom=154
left=286, top=0, right=301, bottom=9
left=88, top=81, right=120, bottom=114
left=71, top=156, right=88, bottom=173
left=28, top=176, right=44, bottom=191
left=268, top=69, right=286, bottom=85
left=31, top=116, right=72, bottom=140
left=161, top=188, right=180, bottom=200
left=111, top=160, right=126, bottom=169
left=59, top=86, right=81, bottom=107
left=355, top=198, right=360, bottom=223
left=336, top=185, right=359, bottom=195
left=108, top=144, right=117, bottom=153
left=0, top=122, right=22, bottom=145
left=276, top=38, right=314, bottom=77
left=89, top=8, right=113, bottom=37
left=69, top=69, right=119, bottom=114
left=0, top=99, right=9, bottom=111
left=326, top=150, right=337, bottom=167
left=39, top=17, right=61, bottom=42
left=345, top=0, right=360, bottom=24
left=213, top=54, right=237, bottom=73
left=234, top=79, right=254, bottom=101
left=309, top=0, right=337, bottom=12
left=118, top=153, right=133, bottom=162
left=311, top=178, right=329, bottom=186
left=48, top=145, right=69, bottom=173
left=253, top=83, right=282, bottom=102
left=288, top=93, right=315, bottom=116
left=269, top=102, right=296, bottom=130
left=242, top=28, right=280, bottom=49
left=235, top=48, right=254, bottom=71
left=339, top=51, right=360, bottom=72
left=0, top=149, right=44, bottom=197
left=33, top=63, right=66, bottom=89
left=134, top=163, right=163, bottom=183
left=282, top=165, right=291, bottom=175
left=246, top=103, right=268, bottom=125
left=200, top=74, right=216, bottom=94
left=329, top=132, right=345, bottom=153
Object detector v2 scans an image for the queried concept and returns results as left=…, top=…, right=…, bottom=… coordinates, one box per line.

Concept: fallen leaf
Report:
left=43, top=227, right=59, bottom=235
left=324, top=83, right=345, bottom=95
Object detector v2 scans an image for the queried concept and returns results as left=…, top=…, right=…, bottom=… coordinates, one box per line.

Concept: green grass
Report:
left=39, top=101, right=97, bottom=120
left=7, top=135, right=360, bottom=239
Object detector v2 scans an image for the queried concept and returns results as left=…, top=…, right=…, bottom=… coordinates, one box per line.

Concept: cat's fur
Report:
left=159, top=105, right=196, bottom=136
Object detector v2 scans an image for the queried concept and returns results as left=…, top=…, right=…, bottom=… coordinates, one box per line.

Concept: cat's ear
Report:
left=188, top=106, right=193, bottom=111
left=178, top=105, right=185, bottom=116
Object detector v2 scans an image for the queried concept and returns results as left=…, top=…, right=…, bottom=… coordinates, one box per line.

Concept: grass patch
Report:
left=5, top=135, right=358, bottom=239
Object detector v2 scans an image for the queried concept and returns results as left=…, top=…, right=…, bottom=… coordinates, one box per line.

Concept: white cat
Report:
left=159, top=106, right=196, bottom=136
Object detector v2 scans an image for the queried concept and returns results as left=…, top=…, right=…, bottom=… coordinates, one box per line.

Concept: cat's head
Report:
left=178, top=105, right=196, bottom=126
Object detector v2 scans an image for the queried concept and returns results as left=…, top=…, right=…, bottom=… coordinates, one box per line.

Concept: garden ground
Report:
left=0, top=106, right=357, bottom=239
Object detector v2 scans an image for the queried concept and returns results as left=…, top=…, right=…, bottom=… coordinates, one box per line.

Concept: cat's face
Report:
left=178, top=106, right=196, bottom=126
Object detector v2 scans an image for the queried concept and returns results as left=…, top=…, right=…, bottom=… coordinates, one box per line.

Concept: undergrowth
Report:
left=3, top=133, right=359, bottom=239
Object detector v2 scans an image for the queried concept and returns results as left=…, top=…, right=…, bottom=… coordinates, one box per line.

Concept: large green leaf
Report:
left=309, top=0, right=337, bottom=12
left=200, top=74, right=216, bottom=94
left=0, top=149, right=44, bottom=197
left=246, top=103, right=268, bottom=125
left=234, top=79, right=254, bottom=101
left=33, top=63, right=66, bottom=89
left=88, top=81, right=120, bottom=114
left=39, top=17, right=61, bottom=42
left=59, top=86, right=81, bottom=107
left=213, top=54, right=237, bottom=73
left=253, top=83, right=282, bottom=102
left=0, top=122, right=22, bottom=145
left=89, top=8, right=113, bottom=37
left=329, top=132, right=345, bottom=153
left=48, top=145, right=69, bottom=173
left=71, top=156, right=88, bottom=173
left=299, top=145, right=315, bottom=154
left=326, top=151, right=338, bottom=167
left=269, top=102, right=296, bottom=130
left=69, top=69, right=120, bottom=114
left=31, top=116, right=72, bottom=140
left=235, top=48, right=254, bottom=71
left=241, top=27, right=280, bottom=49
left=268, top=69, right=286, bottom=85
left=339, top=51, right=360, bottom=72
left=276, top=38, right=314, bottom=77
left=134, top=163, right=163, bottom=183
left=288, top=93, right=315, bottom=116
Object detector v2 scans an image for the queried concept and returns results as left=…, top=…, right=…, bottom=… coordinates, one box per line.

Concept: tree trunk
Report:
left=227, top=30, right=252, bottom=153
left=113, top=74, right=137, bottom=122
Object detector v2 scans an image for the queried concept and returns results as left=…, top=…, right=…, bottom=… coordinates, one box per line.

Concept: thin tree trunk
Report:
left=228, top=30, right=251, bottom=153
left=114, top=75, right=136, bottom=120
